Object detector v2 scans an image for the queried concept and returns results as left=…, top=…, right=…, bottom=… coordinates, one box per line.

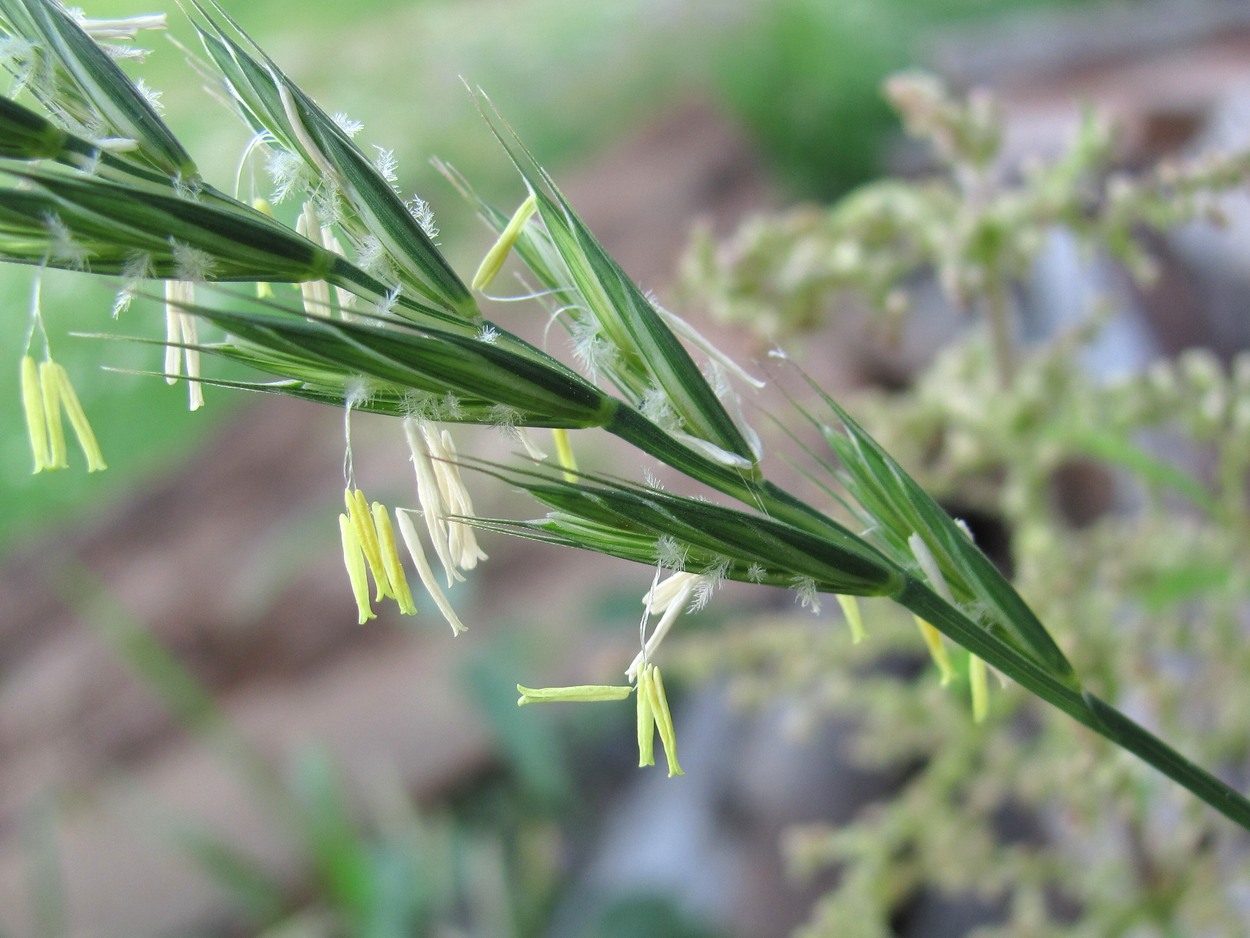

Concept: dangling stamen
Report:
left=908, top=533, right=958, bottom=686
left=403, top=417, right=461, bottom=586
left=395, top=509, right=468, bottom=636
left=421, top=424, right=488, bottom=572
left=20, top=355, right=49, bottom=473
left=472, top=193, right=537, bottom=292
left=835, top=594, right=867, bottom=644
left=339, top=513, right=375, bottom=624
left=626, top=570, right=701, bottom=682
left=164, top=279, right=203, bottom=410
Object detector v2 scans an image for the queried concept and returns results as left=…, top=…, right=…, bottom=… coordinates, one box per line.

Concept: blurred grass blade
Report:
left=290, top=747, right=376, bottom=926
left=22, top=800, right=67, bottom=938
left=56, top=559, right=281, bottom=801
left=1065, top=427, right=1221, bottom=517
left=173, top=826, right=288, bottom=925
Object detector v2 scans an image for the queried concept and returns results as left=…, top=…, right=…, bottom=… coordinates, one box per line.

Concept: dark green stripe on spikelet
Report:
left=0, top=95, right=71, bottom=160
left=169, top=301, right=615, bottom=428
left=0, top=166, right=336, bottom=280
left=184, top=0, right=475, bottom=320
left=0, top=0, right=197, bottom=179
left=472, top=462, right=903, bottom=597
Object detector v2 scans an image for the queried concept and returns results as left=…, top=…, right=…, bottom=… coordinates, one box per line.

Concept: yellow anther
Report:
left=372, top=501, right=417, bottom=616
left=39, top=360, right=68, bottom=469
left=20, top=356, right=49, bottom=472
left=515, top=684, right=634, bottom=706
left=345, top=487, right=392, bottom=601
left=836, top=594, right=866, bottom=644
left=969, top=654, right=989, bottom=723
left=339, top=513, right=375, bottom=624
left=513, top=666, right=681, bottom=777
left=52, top=363, right=106, bottom=472
left=636, top=665, right=656, bottom=768
left=23, top=357, right=106, bottom=473
left=913, top=615, right=956, bottom=686
left=471, top=193, right=537, bottom=292
left=645, top=664, right=683, bottom=777
left=552, top=427, right=578, bottom=482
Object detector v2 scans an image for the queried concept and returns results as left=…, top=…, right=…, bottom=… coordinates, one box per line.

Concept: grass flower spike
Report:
left=20, top=353, right=106, bottom=474
left=2, top=0, right=1250, bottom=839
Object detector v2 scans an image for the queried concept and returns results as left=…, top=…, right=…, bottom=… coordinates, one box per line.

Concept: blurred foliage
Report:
left=590, top=894, right=728, bottom=938
left=674, top=73, right=1250, bottom=934
left=708, top=0, right=1089, bottom=199
left=33, top=561, right=712, bottom=938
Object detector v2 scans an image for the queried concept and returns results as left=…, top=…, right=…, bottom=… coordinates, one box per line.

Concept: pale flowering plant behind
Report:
left=1, top=0, right=1247, bottom=819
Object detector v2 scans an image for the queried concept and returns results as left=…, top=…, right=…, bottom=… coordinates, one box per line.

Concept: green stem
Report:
left=984, top=273, right=1015, bottom=391
left=897, top=576, right=1091, bottom=721
left=1081, top=692, right=1250, bottom=831
left=898, top=575, right=1250, bottom=830
left=607, top=406, right=905, bottom=575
